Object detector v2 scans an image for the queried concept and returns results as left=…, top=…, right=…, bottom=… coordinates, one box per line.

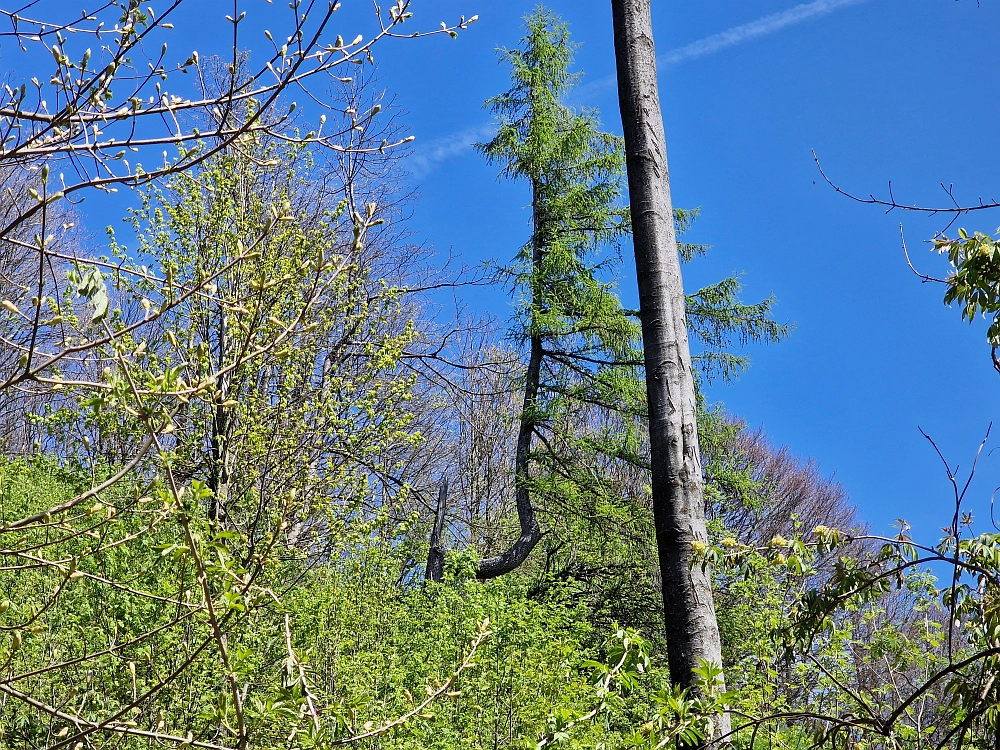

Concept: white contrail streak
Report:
left=408, top=124, right=497, bottom=178
left=661, top=0, right=872, bottom=65
left=412, top=0, right=871, bottom=176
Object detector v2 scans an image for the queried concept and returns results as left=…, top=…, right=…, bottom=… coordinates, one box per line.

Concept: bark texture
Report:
left=610, top=0, right=730, bottom=738
left=425, top=479, right=449, bottom=583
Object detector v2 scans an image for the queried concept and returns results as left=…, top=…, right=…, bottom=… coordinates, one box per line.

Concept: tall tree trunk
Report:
left=610, top=0, right=729, bottom=739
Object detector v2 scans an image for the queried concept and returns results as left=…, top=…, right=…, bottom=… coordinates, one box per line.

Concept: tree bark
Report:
left=208, top=302, right=231, bottom=523
left=610, top=0, right=729, bottom=740
left=425, top=479, right=449, bottom=582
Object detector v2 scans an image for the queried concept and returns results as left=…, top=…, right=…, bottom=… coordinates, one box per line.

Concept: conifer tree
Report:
left=476, top=9, right=643, bottom=579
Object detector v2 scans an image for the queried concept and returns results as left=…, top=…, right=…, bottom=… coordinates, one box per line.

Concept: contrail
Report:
left=413, top=0, right=871, bottom=176
left=661, top=0, right=872, bottom=65
left=408, top=124, right=497, bottom=178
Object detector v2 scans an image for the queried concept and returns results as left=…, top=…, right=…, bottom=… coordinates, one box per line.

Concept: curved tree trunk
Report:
left=475, top=333, right=543, bottom=579
left=610, top=0, right=730, bottom=742
left=476, top=184, right=544, bottom=580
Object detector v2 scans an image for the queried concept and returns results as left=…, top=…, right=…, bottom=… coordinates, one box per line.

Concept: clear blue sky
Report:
left=19, top=0, right=998, bottom=541
left=371, top=0, right=1000, bottom=540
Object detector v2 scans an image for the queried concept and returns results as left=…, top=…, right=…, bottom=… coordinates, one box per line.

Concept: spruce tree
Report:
left=476, top=8, right=644, bottom=579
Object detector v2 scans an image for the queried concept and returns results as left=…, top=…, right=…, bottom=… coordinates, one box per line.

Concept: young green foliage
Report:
left=933, top=227, right=1000, bottom=349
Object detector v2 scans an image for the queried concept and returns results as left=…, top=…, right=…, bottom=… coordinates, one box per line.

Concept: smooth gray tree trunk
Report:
left=610, top=0, right=730, bottom=742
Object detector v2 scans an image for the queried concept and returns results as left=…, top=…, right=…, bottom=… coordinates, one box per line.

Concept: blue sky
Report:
left=368, top=0, right=1000, bottom=540
left=13, top=1, right=997, bottom=540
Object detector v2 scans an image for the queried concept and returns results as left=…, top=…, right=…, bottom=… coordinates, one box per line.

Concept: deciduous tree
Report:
left=610, top=0, right=729, bottom=738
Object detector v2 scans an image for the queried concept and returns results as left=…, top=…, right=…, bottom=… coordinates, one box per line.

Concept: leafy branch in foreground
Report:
left=692, top=431, right=1000, bottom=750
left=528, top=628, right=733, bottom=750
